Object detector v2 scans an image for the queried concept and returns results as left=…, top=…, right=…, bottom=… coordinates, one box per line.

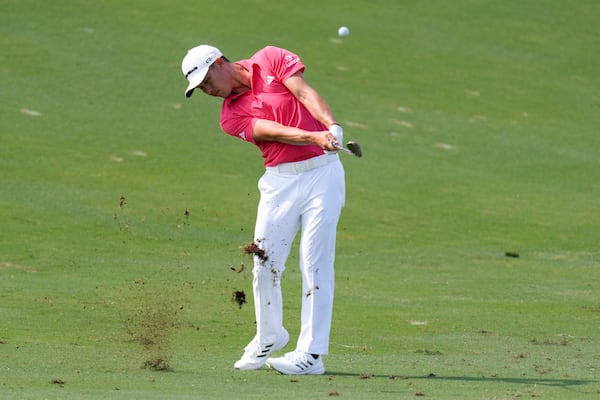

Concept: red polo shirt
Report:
left=219, top=46, right=326, bottom=166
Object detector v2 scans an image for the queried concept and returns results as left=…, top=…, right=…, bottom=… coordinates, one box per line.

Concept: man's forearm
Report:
left=253, top=119, right=315, bottom=144
left=284, top=74, right=337, bottom=129
left=299, top=86, right=337, bottom=128
left=253, top=119, right=337, bottom=151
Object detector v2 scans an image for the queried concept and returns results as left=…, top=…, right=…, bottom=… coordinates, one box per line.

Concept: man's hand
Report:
left=314, top=130, right=340, bottom=152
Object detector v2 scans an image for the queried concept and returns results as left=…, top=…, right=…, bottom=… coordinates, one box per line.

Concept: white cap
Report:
left=181, top=45, right=223, bottom=98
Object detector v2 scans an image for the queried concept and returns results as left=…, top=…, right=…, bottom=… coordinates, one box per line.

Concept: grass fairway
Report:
left=1, top=0, right=599, bottom=399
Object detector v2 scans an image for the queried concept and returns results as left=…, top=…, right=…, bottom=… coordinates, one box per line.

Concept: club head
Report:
left=347, top=141, right=362, bottom=157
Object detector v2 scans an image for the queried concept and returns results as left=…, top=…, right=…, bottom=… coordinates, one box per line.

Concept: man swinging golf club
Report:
left=181, top=44, right=347, bottom=375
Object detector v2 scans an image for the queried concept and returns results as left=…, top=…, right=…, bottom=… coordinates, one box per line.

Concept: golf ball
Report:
left=338, top=26, right=350, bottom=37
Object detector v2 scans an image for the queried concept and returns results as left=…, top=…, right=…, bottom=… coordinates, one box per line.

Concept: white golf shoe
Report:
left=266, top=350, right=325, bottom=375
left=233, top=328, right=289, bottom=370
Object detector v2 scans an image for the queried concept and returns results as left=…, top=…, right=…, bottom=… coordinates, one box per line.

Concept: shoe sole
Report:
left=265, top=358, right=325, bottom=375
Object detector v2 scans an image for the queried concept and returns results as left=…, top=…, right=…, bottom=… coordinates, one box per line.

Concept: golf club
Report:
left=335, top=141, right=362, bottom=157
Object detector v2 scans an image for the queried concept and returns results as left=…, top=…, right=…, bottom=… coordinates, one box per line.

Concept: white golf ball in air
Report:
left=338, top=26, right=350, bottom=37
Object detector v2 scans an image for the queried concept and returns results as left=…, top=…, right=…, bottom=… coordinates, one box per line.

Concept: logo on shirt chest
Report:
left=266, top=75, right=275, bottom=86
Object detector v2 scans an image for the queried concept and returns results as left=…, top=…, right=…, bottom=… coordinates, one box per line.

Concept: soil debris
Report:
left=305, top=285, right=320, bottom=297
left=243, top=240, right=268, bottom=262
left=142, top=357, right=172, bottom=371
left=232, top=290, right=247, bottom=309
left=231, top=263, right=245, bottom=273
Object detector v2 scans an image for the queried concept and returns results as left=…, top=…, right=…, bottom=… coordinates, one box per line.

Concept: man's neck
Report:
left=231, top=63, right=251, bottom=95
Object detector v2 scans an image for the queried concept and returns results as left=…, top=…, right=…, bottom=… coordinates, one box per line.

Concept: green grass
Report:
left=1, top=0, right=599, bottom=399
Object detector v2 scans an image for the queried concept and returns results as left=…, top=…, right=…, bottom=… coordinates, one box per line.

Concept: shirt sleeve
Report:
left=220, top=103, right=258, bottom=144
left=262, top=46, right=305, bottom=82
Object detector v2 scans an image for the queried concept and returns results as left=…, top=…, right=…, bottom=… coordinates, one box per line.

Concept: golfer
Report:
left=181, top=45, right=345, bottom=375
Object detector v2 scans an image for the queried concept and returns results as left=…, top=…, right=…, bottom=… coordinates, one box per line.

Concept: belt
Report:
left=266, top=153, right=339, bottom=174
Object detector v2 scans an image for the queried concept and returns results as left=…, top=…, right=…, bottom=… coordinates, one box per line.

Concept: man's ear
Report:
left=213, top=57, right=225, bottom=68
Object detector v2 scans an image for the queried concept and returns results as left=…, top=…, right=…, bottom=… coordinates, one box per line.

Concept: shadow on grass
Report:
left=326, top=372, right=596, bottom=389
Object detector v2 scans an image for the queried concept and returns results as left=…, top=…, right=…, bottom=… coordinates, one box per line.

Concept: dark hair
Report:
left=221, top=55, right=230, bottom=62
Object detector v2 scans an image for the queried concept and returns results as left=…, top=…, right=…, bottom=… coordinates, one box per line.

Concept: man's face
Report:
left=196, top=61, right=230, bottom=98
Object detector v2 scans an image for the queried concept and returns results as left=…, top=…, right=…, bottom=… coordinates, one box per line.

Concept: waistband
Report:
left=266, top=153, right=339, bottom=174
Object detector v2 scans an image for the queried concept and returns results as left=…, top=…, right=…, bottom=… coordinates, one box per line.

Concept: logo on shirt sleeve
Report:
left=267, top=76, right=275, bottom=86
left=238, top=132, right=247, bottom=140
left=284, top=54, right=299, bottom=67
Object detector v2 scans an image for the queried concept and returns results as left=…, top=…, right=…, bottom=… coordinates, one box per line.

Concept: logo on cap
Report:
left=185, top=66, right=199, bottom=79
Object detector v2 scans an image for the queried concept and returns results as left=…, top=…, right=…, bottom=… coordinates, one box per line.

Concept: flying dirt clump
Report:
left=243, top=240, right=268, bottom=263
left=232, top=290, right=247, bottom=309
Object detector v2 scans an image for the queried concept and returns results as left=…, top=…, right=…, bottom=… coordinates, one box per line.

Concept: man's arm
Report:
left=284, top=72, right=337, bottom=128
left=251, top=70, right=341, bottom=150
left=252, top=119, right=337, bottom=151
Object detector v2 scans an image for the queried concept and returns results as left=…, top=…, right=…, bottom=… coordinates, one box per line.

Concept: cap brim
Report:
left=184, top=67, right=209, bottom=98
left=185, top=87, right=195, bottom=98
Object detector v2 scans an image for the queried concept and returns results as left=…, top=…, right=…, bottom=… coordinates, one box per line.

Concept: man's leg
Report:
left=266, top=161, right=345, bottom=375
left=296, top=164, right=345, bottom=354
left=234, top=171, right=300, bottom=369
left=252, top=172, right=301, bottom=342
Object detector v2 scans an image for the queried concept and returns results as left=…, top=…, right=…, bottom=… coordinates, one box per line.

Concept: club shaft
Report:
left=335, top=145, right=355, bottom=156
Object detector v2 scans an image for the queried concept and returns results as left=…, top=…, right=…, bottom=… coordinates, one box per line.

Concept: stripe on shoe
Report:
left=295, top=360, right=313, bottom=370
left=257, top=343, right=274, bottom=358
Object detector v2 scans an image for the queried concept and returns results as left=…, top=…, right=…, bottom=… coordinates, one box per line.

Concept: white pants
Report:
left=252, top=153, right=345, bottom=355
